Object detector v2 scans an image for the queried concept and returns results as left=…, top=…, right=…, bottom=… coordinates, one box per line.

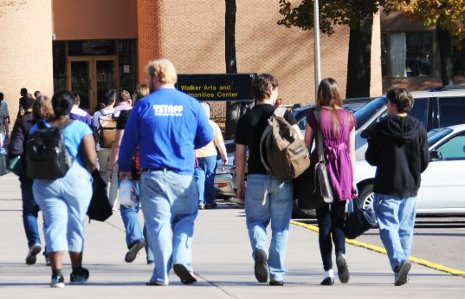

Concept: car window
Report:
left=409, top=97, right=429, bottom=129
left=427, top=128, right=453, bottom=147
left=438, top=97, right=465, bottom=127
left=435, top=133, right=465, bottom=160
left=354, top=97, right=385, bottom=130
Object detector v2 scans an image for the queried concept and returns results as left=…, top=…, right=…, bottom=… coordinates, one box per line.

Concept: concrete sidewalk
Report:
left=0, top=173, right=463, bottom=298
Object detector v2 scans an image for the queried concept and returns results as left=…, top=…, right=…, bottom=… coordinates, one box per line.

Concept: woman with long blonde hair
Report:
left=305, top=78, right=356, bottom=285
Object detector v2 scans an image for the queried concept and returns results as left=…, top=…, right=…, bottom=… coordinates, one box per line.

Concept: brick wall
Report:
left=136, top=0, right=369, bottom=108
left=0, top=0, right=54, bottom=125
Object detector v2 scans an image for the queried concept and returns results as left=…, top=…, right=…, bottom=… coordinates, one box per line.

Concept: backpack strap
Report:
left=273, top=107, right=287, bottom=118
left=313, top=108, right=325, bottom=162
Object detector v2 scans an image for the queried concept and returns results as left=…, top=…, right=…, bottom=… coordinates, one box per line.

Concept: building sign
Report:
left=176, top=74, right=256, bottom=101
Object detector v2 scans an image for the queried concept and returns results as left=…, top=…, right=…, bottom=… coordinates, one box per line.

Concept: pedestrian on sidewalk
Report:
left=118, top=58, right=213, bottom=286
left=8, top=95, right=53, bottom=266
left=195, top=102, right=228, bottom=210
left=69, top=93, right=92, bottom=128
left=235, top=73, right=300, bottom=286
left=108, top=84, right=154, bottom=264
left=31, top=90, right=97, bottom=288
left=365, top=88, right=429, bottom=286
left=305, top=78, right=356, bottom=285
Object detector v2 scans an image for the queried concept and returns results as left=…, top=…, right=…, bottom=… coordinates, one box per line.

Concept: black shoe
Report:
left=269, top=280, right=284, bottom=286
left=125, top=240, right=146, bottom=263
left=320, top=277, right=334, bottom=286
left=26, top=244, right=42, bottom=265
left=44, top=252, right=51, bottom=266
left=70, top=267, right=89, bottom=285
left=254, top=249, right=269, bottom=283
left=205, top=202, right=217, bottom=209
left=198, top=204, right=205, bottom=210
left=50, top=274, right=65, bottom=288
left=173, top=264, right=197, bottom=284
left=394, top=260, right=411, bottom=286
left=336, top=254, right=350, bottom=283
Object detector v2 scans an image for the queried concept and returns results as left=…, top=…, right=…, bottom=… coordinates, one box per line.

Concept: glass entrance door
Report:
left=67, top=56, right=119, bottom=113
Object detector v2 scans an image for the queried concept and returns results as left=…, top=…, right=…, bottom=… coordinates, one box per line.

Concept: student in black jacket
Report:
left=365, top=88, right=429, bottom=287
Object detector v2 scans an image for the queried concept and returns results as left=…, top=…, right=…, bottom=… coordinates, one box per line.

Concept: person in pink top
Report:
left=305, top=78, right=356, bottom=286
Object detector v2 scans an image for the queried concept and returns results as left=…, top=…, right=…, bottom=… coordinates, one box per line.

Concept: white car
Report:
left=356, top=124, right=465, bottom=215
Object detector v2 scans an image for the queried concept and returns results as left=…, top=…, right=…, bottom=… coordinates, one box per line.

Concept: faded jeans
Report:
left=194, top=155, right=217, bottom=205
left=140, top=169, right=198, bottom=285
left=245, top=174, right=293, bottom=282
left=373, top=194, right=416, bottom=271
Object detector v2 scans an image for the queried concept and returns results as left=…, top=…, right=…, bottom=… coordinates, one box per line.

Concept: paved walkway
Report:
left=0, top=173, right=464, bottom=298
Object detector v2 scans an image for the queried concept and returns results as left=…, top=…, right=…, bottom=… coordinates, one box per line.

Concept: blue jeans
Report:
left=194, top=155, right=217, bottom=205
left=315, top=199, right=347, bottom=271
left=140, top=170, right=198, bottom=285
left=120, top=203, right=154, bottom=261
left=33, top=161, right=93, bottom=253
left=373, top=194, right=416, bottom=271
left=20, top=177, right=42, bottom=248
left=245, top=174, right=293, bottom=282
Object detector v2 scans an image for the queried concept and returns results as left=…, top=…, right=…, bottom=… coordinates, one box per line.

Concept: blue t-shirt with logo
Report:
left=118, top=88, right=213, bottom=175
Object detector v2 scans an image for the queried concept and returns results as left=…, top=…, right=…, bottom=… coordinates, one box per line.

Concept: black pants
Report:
left=316, top=200, right=346, bottom=271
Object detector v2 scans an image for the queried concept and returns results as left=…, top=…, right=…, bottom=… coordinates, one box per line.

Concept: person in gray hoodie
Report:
left=365, top=88, right=429, bottom=286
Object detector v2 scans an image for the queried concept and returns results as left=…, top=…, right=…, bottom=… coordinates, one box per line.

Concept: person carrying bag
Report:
left=304, top=78, right=356, bottom=286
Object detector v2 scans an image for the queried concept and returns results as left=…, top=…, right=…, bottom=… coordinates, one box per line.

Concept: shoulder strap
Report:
left=273, top=107, right=287, bottom=118
left=313, top=108, right=325, bottom=162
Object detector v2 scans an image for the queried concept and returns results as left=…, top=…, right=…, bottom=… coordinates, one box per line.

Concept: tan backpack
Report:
left=260, top=107, right=310, bottom=181
left=97, top=111, right=117, bottom=148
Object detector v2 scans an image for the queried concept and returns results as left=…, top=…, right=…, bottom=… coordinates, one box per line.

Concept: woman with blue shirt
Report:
left=31, top=90, right=97, bottom=288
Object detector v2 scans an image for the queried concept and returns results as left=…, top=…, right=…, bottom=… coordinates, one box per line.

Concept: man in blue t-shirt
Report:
left=119, top=58, right=213, bottom=286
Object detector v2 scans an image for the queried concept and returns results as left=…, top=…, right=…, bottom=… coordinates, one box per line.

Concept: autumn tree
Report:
left=278, top=0, right=389, bottom=98
left=385, top=1, right=465, bottom=85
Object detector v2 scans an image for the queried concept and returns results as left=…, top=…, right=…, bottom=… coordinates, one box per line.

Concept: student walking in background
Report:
left=69, top=93, right=92, bottom=127
left=108, top=84, right=153, bottom=264
left=118, top=59, right=212, bottom=286
left=8, top=96, right=54, bottom=265
left=235, top=74, right=299, bottom=286
left=32, top=91, right=96, bottom=288
left=305, top=78, right=356, bottom=286
left=365, top=88, right=429, bottom=286
left=195, top=102, right=228, bottom=210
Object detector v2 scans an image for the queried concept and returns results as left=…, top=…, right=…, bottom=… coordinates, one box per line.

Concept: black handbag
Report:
left=294, top=108, right=334, bottom=210
left=344, top=198, right=378, bottom=239
left=87, top=169, right=113, bottom=222
left=7, top=155, right=23, bottom=176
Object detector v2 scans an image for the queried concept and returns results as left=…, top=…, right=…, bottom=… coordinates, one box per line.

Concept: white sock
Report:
left=324, top=269, right=334, bottom=279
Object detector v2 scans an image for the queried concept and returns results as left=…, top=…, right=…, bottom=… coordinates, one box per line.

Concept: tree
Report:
left=385, top=1, right=465, bottom=85
left=278, top=0, right=389, bottom=98
left=224, top=0, right=240, bottom=139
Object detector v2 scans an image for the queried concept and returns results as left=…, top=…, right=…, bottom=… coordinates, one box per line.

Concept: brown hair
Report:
left=134, top=84, right=150, bottom=102
left=253, top=73, right=278, bottom=102
left=316, top=78, right=347, bottom=136
left=386, top=88, right=414, bottom=113
left=120, top=90, right=131, bottom=102
left=32, top=95, right=53, bottom=120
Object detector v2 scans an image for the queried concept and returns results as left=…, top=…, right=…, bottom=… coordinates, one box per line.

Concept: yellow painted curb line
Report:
left=291, top=220, right=465, bottom=278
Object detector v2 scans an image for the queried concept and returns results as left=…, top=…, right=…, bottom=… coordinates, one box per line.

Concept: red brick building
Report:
left=1, top=0, right=385, bottom=122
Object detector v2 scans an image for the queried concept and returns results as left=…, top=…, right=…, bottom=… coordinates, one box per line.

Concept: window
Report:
left=409, top=98, right=429, bottom=129
left=435, top=133, right=465, bottom=160
left=438, top=97, right=465, bottom=127
left=383, top=31, right=438, bottom=78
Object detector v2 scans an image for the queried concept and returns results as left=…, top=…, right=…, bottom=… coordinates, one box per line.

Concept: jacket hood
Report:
left=378, top=115, right=420, bottom=144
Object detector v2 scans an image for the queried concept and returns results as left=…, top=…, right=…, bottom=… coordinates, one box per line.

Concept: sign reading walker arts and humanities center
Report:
left=176, top=74, right=256, bottom=101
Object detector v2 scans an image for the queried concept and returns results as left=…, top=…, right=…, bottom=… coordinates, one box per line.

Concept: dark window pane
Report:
left=70, top=61, right=90, bottom=109
left=53, top=41, right=66, bottom=92
left=410, top=98, right=429, bottom=129
left=68, top=40, right=116, bottom=56
left=117, top=40, right=137, bottom=93
left=438, top=97, right=465, bottom=127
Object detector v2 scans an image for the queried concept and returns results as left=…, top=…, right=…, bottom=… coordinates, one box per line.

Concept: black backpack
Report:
left=26, top=120, right=74, bottom=180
